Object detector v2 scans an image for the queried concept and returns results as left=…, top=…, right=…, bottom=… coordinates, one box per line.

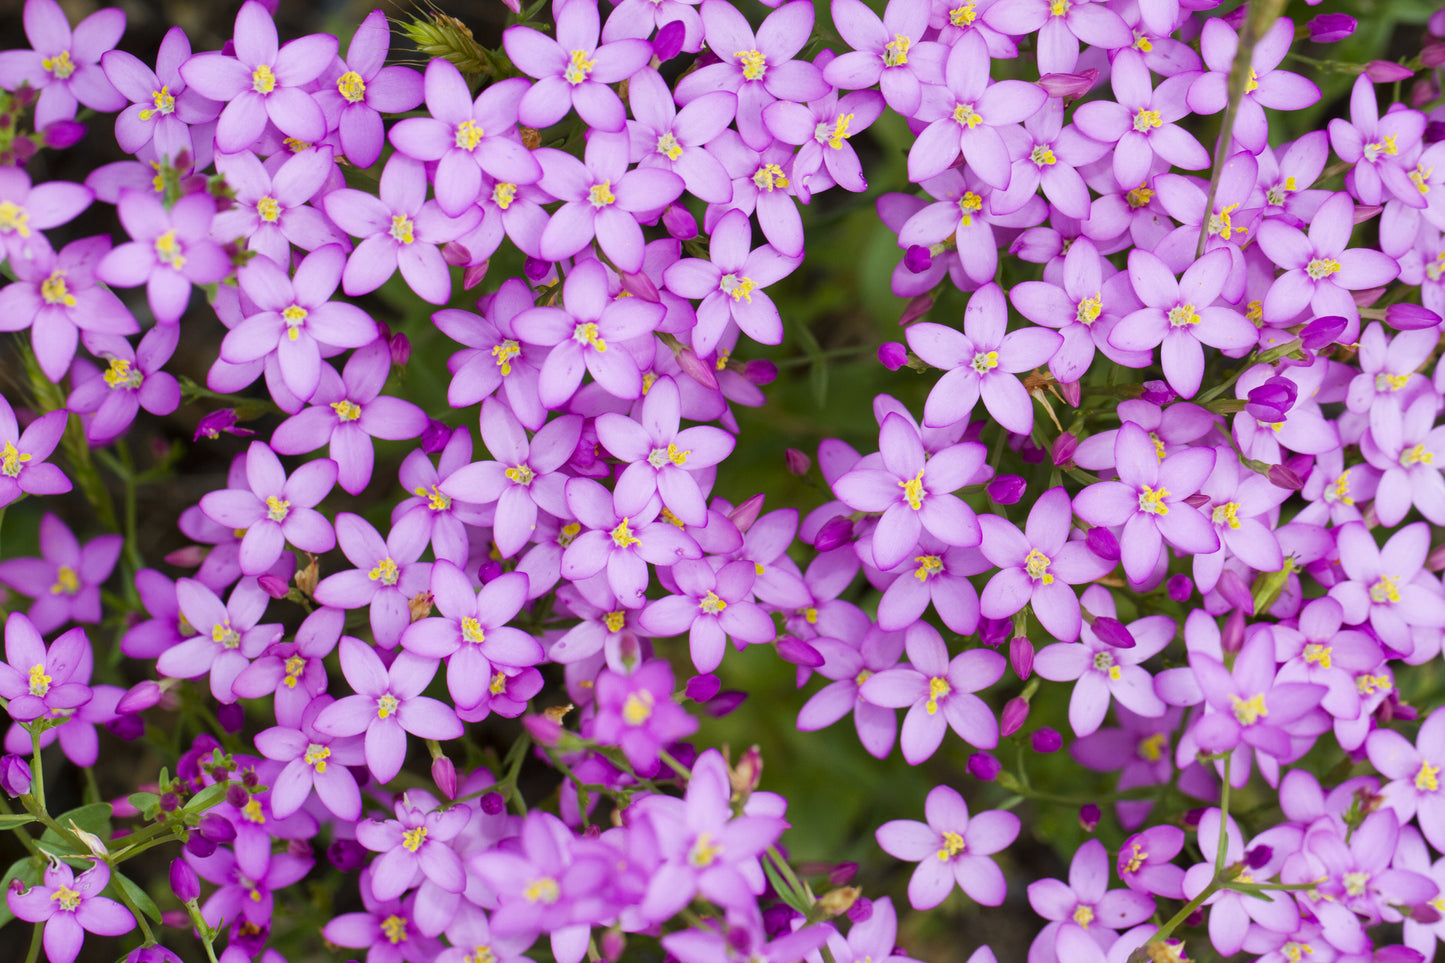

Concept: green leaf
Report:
left=183, top=781, right=230, bottom=814
left=127, top=793, right=159, bottom=816
left=0, top=814, right=36, bottom=829
left=41, top=803, right=111, bottom=845
left=810, top=360, right=829, bottom=408
left=0, top=856, right=42, bottom=931
left=112, top=871, right=162, bottom=925
left=761, top=857, right=809, bottom=917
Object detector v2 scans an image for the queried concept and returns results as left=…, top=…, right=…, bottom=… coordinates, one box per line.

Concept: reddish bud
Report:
left=987, top=475, right=1026, bottom=504
left=729, top=493, right=765, bottom=532
left=685, top=673, right=721, bottom=702
left=1167, top=574, right=1193, bottom=602
left=41, top=120, right=85, bottom=148
left=1085, top=527, right=1121, bottom=561
left=1037, top=69, right=1097, bottom=99
left=1057, top=380, right=1082, bottom=407
left=217, top=703, right=244, bottom=733
left=1031, top=727, right=1063, bottom=753
left=1267, top=463, right=1305, bottom=490
left=462, top=260, right=489, bottom=290
left=1364, top=60, right=1414, bottom=82
left=967, top=751, right=1001, bottom=781
left=1222, top=607, right=1247, bottom=654
left=1079, top=803, right=1101, bottom=831
left=431, top=756, right=457, bottom=800
left=1009, top=636, right=1034, bottom=680
left=1386, top=303, right=1442, bottom=330
left=420, top=420, right=452, bottom=454
left=652, top=20, right=686, bottom=61
left=1422, top=43, right=1445, bottom=69
left=785, top=448, right=811, bottom=475
left=776, top=635, right=824, bottom=667
left=441, top=241, right=471, bottom=266
left=620, top=270, right=660, bottom=302
left=170, top=859, right=200, bottom=903
left=164, top=545, right=207, bottom=567
left=389, top=333, right=411, bottom=367
left=480, top=792, right=505, bottom=815
left=898, top=294, right=933, bottom=326
left=846, top=896, right=873, bottom=923
left=743, top=359, right=777, bottom=385
left=1052, top=432, right=1080, bottom=466
left=878, top=341, right=908, bottom=370
left=676, top=346, right=720, bottom=390
left=662, top=202, right=698, bottom=239
left=1000, top=697, right=1029, bottom=736
left=814, top=515, right=854, bottom=552
left=1093, top=617, right=1136, bottom=649
left=978, top=616, right=1011, bottom=646
left=1307, top=13, right=1356, bottom=42
left=0, top=755, right=32, bottom=797
left=703, top=690, right=747, bottom=717
left=258, top=575, right=290, bottom=600
left=601, top=930, right=627, bottom=963
left=903, top=245, right=932, bottom=273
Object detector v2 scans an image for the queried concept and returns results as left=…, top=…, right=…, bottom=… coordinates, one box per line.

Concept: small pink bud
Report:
left=420, top=420, right=452, bottom=454
left=1057, top=380, right=1082, bottom=407
left=258, top=575, right=290, bottom=600
left=703, top=690, right=747, bottom=717
left=1427, top=541, right=1445, bottom=572
left=1085, top=527, right=1120, bottom=561
left=1386, top=303, right=1442, bottom=330
left=1183, top=492, right=1211, bottom=509
left=1052, top=432, right=1079, bottom=466
left=988, top=475, right=1026, bottom=504
left=776, top=635, right=824, bottom=668
left=729, top=492, right=765, bottom=532
left=1009, top=636, right=1034, bottom=680
left=164, top=545, right=207, bottom=567
left=662, top=201, right=698, bottom=239
left=676, top=346, right=720, bottom=390
left=217, top=703, right=244, bottom=733
left=116, top=680, right=163, bottom=715
left=170, top=859, right=200, bottom=903
left=979, top=616, right=1010, bottom=646
left=1267, top=463, right=1304, bottom=490
left=1364, top=60, right=1414, bottom=83
left=479, top=792, right=505, bottom=815
left=898, top=294, right=933, bottom=326
left=1093, top=618, right=1136, bottom=649
left=462, top=260, right=489, bottom=290
left=814, top=515, right=853, bottom=552
left=967, top=751, right=1001, bottom=781
left=1079, top=803, right=1101, bottom=832
left=653, top=19, right=686, bottom=61
left=389, top=333, right=411, bottom=367
left=523, top=713, right=563, bottom=746
left=601, top=931, right=627, bottom=963
left=1308, top=13, right=1356, bottom=42
left=1217, top=575, right=1253, bottom=628
left=621, top=270, right=660, bottom=302
left=42, top=120, right=85, bottom=148
left=743, top=359, right=777, bottom=385
left=1037, top=69, right=1097, bottom=99
left=432, top=756, right=457, bottom=800
left=1221, top=607, right=1247, bottom=654
left=685, top=673, right=721, bottom=702
left=1423, top=43, right=1445, bottom=69
left=828, top=862, right=858, bottom=886
left=1000, top=697, right=1029, bottom=736
left=1167, top=574, right=1193, bottom=601
left=878, top=341, right=908, bottom=370
left=0, top=755, right=32, bottom=797
left=441, top=241, right=471, bottom=266
left=903, top=245, right=932, bottom=273
left=1031, top=727, right=1063, bottom=753
left=785, top=448, right=811, bottom=475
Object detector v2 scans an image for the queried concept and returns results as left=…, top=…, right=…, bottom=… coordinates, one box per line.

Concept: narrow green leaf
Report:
left=183, top=781, right=230, bottom=813
left=0, top=814, right=36, bottom=829
left=112, top=871, right=162, bottom=924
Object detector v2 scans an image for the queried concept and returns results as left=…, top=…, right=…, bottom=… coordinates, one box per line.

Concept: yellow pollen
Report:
left=42, top=50, right=75, bottom=79
left=413, top=485, right=451, bottom=511
left=1411, top=165, right=1433, bottom=194
left=1139, top=732, right=1166, bottom=762
left=505, top=464, right=535, bottom=486
left=1357, top=673, right=1391, bottom=695
left=377, top=693, right=400, bottom=718
left=623, top=690, right=655, bottom=725
left=1133, top=31, right=1153, bottom=51
left=855, top=669, right=872, bottom=686
left=337, top=70, right=366, bottom=103
left=564, top=49, right=596, bottom=85
left=753, top=163, right=789, bottom=191
left=1344, top=871, right=1370, bottom=897
left=1030, top=144, right=1057, bottom=166
left=1138, top=484, right=1170, bottom=515
left=602, top=610, right=626, bottom=633
left=283, top=654, right=306, bottom=687
left=212, top=620, right=241, bottom=649
left=573, top=321, right=608, bottom=351
left=154, top=229, right=186, bottom=269
left=1133, top=109, right=1162, bottom=132
left=587, top=180, right=616, bottom=208
left=282, top=304, right=307, bottom=342
left=1167, top=303, right=1200, bottom=327
left=1245, top=68, right=1259, bottom=94
left=1050, top=0, right=1070, bottom=14
left=698, top=591, right=728, bottom=615
left=1124, top=843, right=1148, bottom=874
left=657, top=132, right=684, bottom=161
left=490, top=671, right=508, bottom=695
left=1363, top=135, right=1399, bottom=161
left=492, top=339, right=521, bottom=374
left=461, top=616, right=485, bottom=644
left=369, top=557, right=400, bottom=585
left=389, top=214, right=415, bottom=244
left=883, top=34, right=911, bottom=67
left=40, top=270, right=75, bottom=306
left=251, top=64, right=276, bottom=94
left=1370, top=575, right=1401, bottom=604
left=1208, top=203, right=1246, bottom=240
left=1283, top=942, right=1313, bottom=961
left=716, top=348, right=731, bottom=370
left=719, top=273, right=757, bottom=302
left=0, top=201, right=30, bottom=237
left=265, top=495, right=290, bottom=522
left=1231, top=693, right=1268, bottom=725
left=283, top=137, right=310, bottom=152
left=1025, top=549, right=1053, bottom=584
left=256, top=195, right=281, bottom=223
left=1306, top=258, right=1341, bottom=280
left=50, top=884, right=82, bottom=911
left=1326, top=470, right=1354, bottom=504
left=735, top=49, right=767, bottom=80
left=1076, top=294, right=1102, bottom=325
left=304, top=742, right=330, bottom=772
left=467, top=947, right=496, bottom=963
left=0, top=441, right=29, bottom=477
left=952, top=103, right=984, bottom=128
left=802, top=606, right=818, bottom=624
left=924, top=675, right=951, bottom=715
left=971, top=350, right=1000, bottom=372
left=1376, top=372, right=1410, bottom=391
left=1303, top=643, right=1333, bottom=669
left=819, top=112, right=854, bottom=149
left=558, top=522, right=581, bottom=547
left=1211, top=501, right=1241, bottom=530
left=28, top=664, right=51, bottom=697
left=900, top=468, right=926, bottom=510
left=402, top=827, right=428, bottom=852
left=492, top=182, right=518, bottom=210
left=610, top=517, right=640, bottom=548
left=381, top=915, right=408, bottom=944
left=1126, top=183, right=1154, bottom=208
left=331, top=400, right=362, bottom=421
left=454, top=120, right=484, bottom=151
left=1402, top=444, right=1434, bottom=467
left=1073, top=904, right=1095, bottom=928
left=690, top=833, right=725, bottom=867
left=103, top=357, right=143, bottom=390
left=914, top=555, right=943, bottom=581
left=1415, top=761, right=1440, bottom=792
left=937, top=830, right=965, bottom=860
left=949, top=3, right=977, bottom=26
left=242, top=798, right=265, bottom=823
left=47, top=564, right=81, bottom=597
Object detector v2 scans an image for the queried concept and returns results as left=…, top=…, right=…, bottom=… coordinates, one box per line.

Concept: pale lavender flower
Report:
left=0, top=0, right=127, bottom=130
left=211, top=148, right=346, bottom=267
left=7, top=860, right=134, bottom=963
left=1187, top=18, right=1320, bottom=153
left=626, top=67, right=735, bottom=204
left=314, top=512, right=432, bottom=647
left=198, top=441, right=337, bottom=576
left=0, top=513, right=119, bottom=633
left=1027, top=839, right=1155, bottom=963
left=795, top=627, right=905, bottom=759
left=0, top=396, right=69, bottom=508
left=97, top=189, right=230, bottom=324
left=0, top=613, right=93, bottom=723
left=875, top=784, right=1019, bottom=909
left=825, top=0, right=943, bottom=116
left=103, top=26, right=218, bottom=162
left=640, top=559, right=774, bottom=672
left=254, top=693, right=366, bottom=821
left=562, top=476, right=702, bottom=608
left=314, top=9, right=425, bottom=169
left=155, top=578, right=281, bottom=703
left=355, top=796, right=471, bottom=901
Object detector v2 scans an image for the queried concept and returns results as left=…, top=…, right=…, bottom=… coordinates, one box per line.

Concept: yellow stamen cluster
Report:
left=883, top=34, right=911, bottom=66
left=331, top=400, right=362, bottom=421
left=564, top=49, right=597, bottom=85
left=377, top=693, right=400, bottom=718
left=924, top=675, right=951, bottom=715
left=389, top=214, right=415, bottom=244
left=1369, top=574, right=1401, bottom=604
left=337, top=71, right=367, bottom=103
left=623, top=690, right=655, bottom=725
left=41, top=270, right=75, bottom=306
left=937, top=830, right=965, bottom=860
left=1231, top=693, right=1268, bottom=725
left=971, top=350, right=1000, bottom=373
left=1211, top=501, right=1241, bottom=530
left=1024, top=548, right=1054, bottom=584
left=900, top=469, right=926, bottom=510
left=252, top=64, right=277, bottom=94
left=304, top=743, right=330, bottom=772
left=1138, top=485, right=1170, bottom=515
left=689, top=833, right=724, bottom=867
left=154, top=229, right=186, bottom=269
left=720, top=273, right=756, bottom=302
left=0, top=201, right=31, bottom=237
left=381, top=915, right=408, bottom=944
left=103, top=358, right=144, bottom=390
left=952, top=103, right=984, bottom=129
left=753, top=163, right=789, bottom=192
left=914, top=555, right=944, bottom=581
left=455, top=120, right=484, bottom=151
left=1306, top=258, right=1341, bottom=280
left=573, top=321, right=608, bottom=352
left=28, top=663, right=51, bottom=697
left=43, top=50, right=76, bottom=79
left=1133, top=109, right=1162, bottom=131
left=698, top=591, right=728, bottom=615
left=402, top=827, right=429, bottom=852
left=1303, top=644, right=1332, bottom=669
left=369, top=557, right=401, bottom=585
left=656, top=132, right=683, bottom=161
left=734, top=49, right=767, bottom=81
left=610, top=517, right=640, bottom=548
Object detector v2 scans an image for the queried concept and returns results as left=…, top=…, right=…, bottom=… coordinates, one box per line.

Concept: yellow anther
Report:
left=389, top=214, right=415, bottom=244
left=1138, top=732, right=1166, bottom=762
left=490, top=671, right=508, bottom=695
left=734, top=49, right=767, bottom=81
left=1073, top=905, right=1095, bottom=928
left=601, top=610, right=626, bottom=633
left=949, top=3, right=977, bottom=26
left=914, top=555, right=943, bottom=581
left=0, top=441, right=29, bottom=477
left=610, top=517, right=640, bottom=548
left=1343, top=871, right=1370, bottom=897
left=1363, top=136, right=1399, bottom=161
left=377, top=693, right=400, bottom=718
left=924, top=675, right=951, bottom=715
left=242, top=798, right=265, bottom=823
left=952, top=103, right=984, bottom=129
left=900, top=468, right=926, bottom=510
left=154, top=229, right=186, bottom=269
left=958, top=190, right=984, bottom=226
left=1410, top=165, right=1433, bottom=195
left=212, top=620, right=241, bottom=649
left=1024, top=548, right=1054, bottom=584
left=331, top=400, right=362, bottom=421
left=564, top=49, right=596, bottom=85
left=50, top=884, right=82, bottom=911
left=461, top=616, right=485, bottom=644
left=303, top=743, right=330, bottom=772
left=855, top=669, right=872, bottom=686
left=1402, top=444, right=1434, bottom=467
left=753, top=163, right=789, bottom=191
left=937, top=830, right=965, bottom=859
left=251, top=64, right=277, bottom=94
left=402, top=827, right=428, bottom=852
left=283, top=654, right=306, bottom=688
left=337, top=71, right=366, bottom=103
left=689, top=832, right=725, bottom=867
left=1211, top=501, right=1241, bottom=530
left=1327, top=470, right=1354, bottom=505
left=413, top=485, right=451, bottom=511
left=369, top=557, right=400, bottom=585
left=1126, top=183, right=1154, bottom=209
left=558, top=522, right=581, bottom=547
left=1133, top=109, right=1162, bottom=132
left=970, top=350, right=1000, bottom=373
left=1208, top=203, right=1246, bottom=240
left=1030, top=144, right=1057, bottom=166
left=884, top=34, right=911, bottom=66
left=104, top=357, right=143, bottom=390
left=381, top=915, right=408, bottom=944
left=623, top=690, right=655, bottom=725
left=1050, top=0, right=1070, bottom=14
left=1376, top=372, right=1410, bottom=391
left=1123, top=843, right=1148, bottom=874
left=1231, top=693, right=1268, bottom=725
left=698, top=591, right=728, bottom=615
left=41, top=270, right=75, bottom=306
left=505, top=464, right=535, bottom=486
left=819, top=112, right=854, bottom=150
left=657, top=132, right=684, bottom=161
left=1303, top=643, right=1332, bottom=669
left=42, top=50, right=75, bottom=79
left=1306, top=258, right=1341, bottom=280
left=265, top=495, right=290, bottom=521
left=1138, top=484, right=1170, bottom=515
left=256, top=196, right=281, bottom=222
left=492, top=182, right=517, bottom=210
left=455, top=120, right=484, bottom=151
left=802, top=606, right=818, bottom=624
left=1370, top=575, right=1401, bottom=604
left=1133, top=31, right=1153, bottom=52
left=573, top=321, right=608, bottom=352
left=492, top=340, right=521, bottom=375
left=1076, top=294, right=1102, bottom=325
left=0, top=201, right=30, bottom=237
left=1415, top=761, right=1440, bottom=792
left=1167, top=303, right=1200, bottom=327
left=588, top=180, right=616, bottom=207
left=28, top=664, right=51, bottom=697
left=720, top=273, right=756, bottom=302
left=1245, top=68, right=1259, bottom=94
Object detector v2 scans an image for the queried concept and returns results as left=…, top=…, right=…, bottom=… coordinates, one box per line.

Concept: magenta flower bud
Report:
left=1167, top=574, right=1193, bottom=601
left=117, top=680, right=163, bottom=715
left=662, top=201, right=698, bottom=239
left=899, top=294, right=934, bottom=326
left=729, top=493, right=766, bottom=532
left=1140, top=381, right=1177, bottom=406
left=1183, top=492, right=1211, bottom=509
left=967, top=751, right=1002, bottom=782
left=222, top=783, right=249, bottom=809
left=1037, top=69, right=1097, bottom=99
left=1031, top=727, right=1063, bottom=753
left=0, top=755, right=32, bottom=797
left=193, top=409, right=251, bottom=442
left=987, top=474, right=1027, bottom=504
left=1000, top=697, right=1029, bottom=736
left=420, top=419, right=452, bottom=454
left=1386, top=303, right=1442, bottom=330
left=1245, top=376, right=1297, bottom=422
left=743, top=359, right=777, bottom=385
left=653, top=19, right=686, bottom=61
left=846, top=896, right=873, bottom=923
left=170, top=858, right=200, bottom=903
left=878, top=341, right=908, bottom=371
left=42, top=120, right=86, bottom=148
left=432, top=756, right=457, bottom=800
left=1052, top=432, right=1079, bottom=466
left=703, top=690, right=747, bottom=717
left=621, top=270, right=660, bottom=302
left=1182, top=808, right=1206, bottom=830
left=480, top=791, right=505, bottom=815
left=1412, top=903, right=1443, bottom=924
left=477, top=559, right=503, bottom=582
left=127, top=946, right=186, bottom=963
left=258, top=575, right=289, bottom=600
left=389, top=333, right=411, bottom=367
left=904, top=245, right=932, bottom=273
left=1085, top=527, right=1121, bottom=562
left=1433, top=8, right=1445, bottom=35
left=523, top=257, right=552, bottom=282
left=1423, top=43, right=1445, bottom=69
left=829, top=862, right=858, bottom=886
left=184, top=834, right=216, bottom=859
left=776, top=635, right=825, bottom=668
left=1217, top=573, right=1253, bottom=624
left=523, top=713, right=563, bottom=745
left=1009, top=636, right=1034, bottom=680
left=463, top=261, right=489, bottom=290
left=814, top=515, right=854, bottom=552
left=217, top=703, right=244, bottom=733
left=1221, top=608, right=1247, bottom=654
left=1364, top=60, right=1414, bottom=82
left=979, top=616, right=1011, bottom=647
left=1427, top=541, right=1445, bottom=572
left=676, top=346, right=720, bottom=390
left=1301, top=315, right=1348, bottom=350
left=1428, top=120, right=1445, bottom=144
left=1092, top=617, right=1136, bottom=649
left=685, top=673, right=721, bottom=702
left=163, top=545, right=208, bottom=567
left=160, top=793, right=181, bottom=812
left=1079, top=803, right=1101, bottom=831
left=600, top=930, right=626, bottom=963
left=107, top=714, right=145, bottom=741
left=327, top=838, right=367, bottom=872
left=1267, top=463, right=1305, bottom=491
left=200, top=811, right=237, bottom=843
left=1057, top=380, right=1082, bottom=407
left=441, top=241, right=471, bottom=266
left=785, top=448, right=811, bottom=476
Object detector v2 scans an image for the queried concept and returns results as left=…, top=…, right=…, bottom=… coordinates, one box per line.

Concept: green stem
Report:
left=657, top=748, right=693, bottom=781
left=0, top=795, right=43, bottom=862
left=23, top=916, right=42, bottom=963
left=1196, top=0, right=1262, bottom=259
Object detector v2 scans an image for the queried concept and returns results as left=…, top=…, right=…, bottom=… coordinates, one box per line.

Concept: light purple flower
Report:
left=0, top=0, right=126, bottom=130
left=102, top=26, right=220, bottom=162
left=0, top=396, right=69, bottom=508
left=875, top=784, right=1019, bottom=909
left=589, top=659, right=700, bottom=774
left=254, top=692, right=366, bottom=821
left=0, top=613, right=92, bottom=723
left=211, top=147, right=346, bottom=268
left=1362, top=394, right=1445, bottom=527
left=1328, top=74, right=1427, bottom=206
left=562, top=476, right=703, bottom=608
left=67, top=325, right=182, bottom=445
left=355, top=796, right=471, bottom=901
left=825, top=0, right=943, bottom=116
left=1328, top=521, right=1445, bottom=656
left=314, top=512, right=432, bottom=647
left=983, top=0, right=1133, bottom=74
left=1187, top=18, right=1320, bottom=153
left=198, top=441, right=337, bottom=576
left=7, top=860, right=133, bottom=963
left=1027, top=839, right=1155, bottom=963
left=0, top=513, right=120, bottom=633
left=626, top=67, right=735, bottom=204
left=640, top=558, right=774, bottom=673
left=0, top=167, right=93, bottom=264
left=155, top=578, right=281, bottom=703
left=97, top=189, right=230, bottom=324
left=314, top=9, right=425, bottom=169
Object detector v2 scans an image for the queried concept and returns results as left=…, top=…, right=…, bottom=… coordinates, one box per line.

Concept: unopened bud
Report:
left=898, top=294, right=933, bottom=326
left=1037, top=69, right=1097, bottom=99
left=327, top=838, right=367, bottom=872
left=389, top=333, right=411, bottom=367
left=170, top=858, right=200, bottom=903
left=42, top=120, right=86, bottom=148
left=523, top=712, right=563, bottom=746
left=676, top=346, right=720, bottom=390
left=1085, top=527, right=1121, bottom=562
left=1140, top=381, right=1176, bottom=406
left=164, top=545, right=208, bottom=567
left=1301, top=315, right=1348, bottom=350
left=967, top=751, right=1001, bottom=781
left=463, top=260, right=490, bottom=290
left=662, top=201, right=698, bottom=239
left=1052, top=432, right=1079, bottom=466
left=1057, top=379, right=1082, bottom=407
left=685, top=673, right=721, bottom=702
left=0, top=755, right=32, bottom=797
left=814, top=515, right=853, bottom=552
left=817, top=886, right=861, bottom=917
left=846, top=895, right=873, bottom=923
left=1244, top=844, right=1273, bottom=869
left=1221, top=607, right=1247, bottom=654
left=420, top=420, right=452, bottom=454
left=1080, top=803, right=1101, bottom=832
left=1217, top=575, right=1253, bottom=625
left=1167, top=574, right=1193, bottom=601
left=878, top=341, right=908, bottom=370
left=978, top=616, right=1011, bottom=647
left=653, top=19, right=686, bottom=61
left=199, top=812, right=236, bottom=843
left=441, top=241, right=470, bottom=266
left=479, top=792, right=505, bottom=815
left=1423, top=43, right=1445, bottom=69
left=829, top=862, right=859, bottom=886
left=1093, top=617, right=1136, bottom=649
left=620, top=270, right=660, bottom=302
left=704, top=690, right=747, bottom=717
left=217, top=702, right=244, bottom=733
left=1245, top=376, right=1297, bottom=421
left=729, top=493, right=765, bottom=532
left=1031, top=727, right=1063, bottom=753
left=1364, top=60, right=1414, bottom=82
left=1183, top=492, right=1211, bottom=509
left=743, top=359, right=777, bottom=385
left=184, top=834, right=217, bottom=859
left=431, top=756, right=457, bottom=800
left=903, top=245, right=932, bottom=273
left=1000, top=697, right=1029, bottom=737
left=1386, top=303, right=1442, bottom=330
left=117, top=680, right=163, bottom=715
left=258, top=575, right=289, bottom=600
left=730, top=745, right=763, bottom=799
left=785, top=448, right=811, bottom=475
left=524, top=257, right=552, bottom=282
left=1307, top=12, right=1356, bottom=41
left=1267, top=463, right=1305, bottom=490
left=987, top=475, right=1026, bottom=505
left=1009, top=636, right=1034, bottom=680
left=776, top=635, right=824, bottom=668
left=519, top=127, right=541, bottom=150
left=601, top=930, right=627, bottom=963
